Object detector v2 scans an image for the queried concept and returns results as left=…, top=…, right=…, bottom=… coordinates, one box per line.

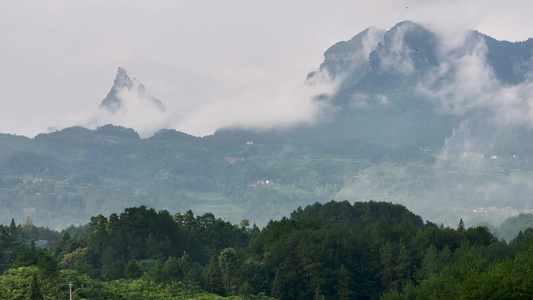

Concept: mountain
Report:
left=1, top=21, right=533, bottom=230
left=218, top=21, right=533, bottom=156
left=99, top=67, right=165, bottom=113
left=321, top=21, right=533, bottom=152
left=91, top=67, right=170, bottom=137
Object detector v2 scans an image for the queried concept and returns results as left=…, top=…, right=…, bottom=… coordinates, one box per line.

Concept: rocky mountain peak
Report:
left=99, top=67, right=165, bottom=113
left=114, top=66, right=132, bottom=88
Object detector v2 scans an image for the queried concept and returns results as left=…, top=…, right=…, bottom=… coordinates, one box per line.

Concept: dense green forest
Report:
left=1, top=201, right=532, bottom=299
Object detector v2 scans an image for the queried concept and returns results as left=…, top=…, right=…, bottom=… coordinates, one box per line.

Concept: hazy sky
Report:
left=1, top=0, right=532, bottom=137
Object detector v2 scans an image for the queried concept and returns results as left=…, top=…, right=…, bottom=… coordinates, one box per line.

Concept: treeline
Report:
left=0, top=206, right=259, bottom=299
left=248, top=201, right=531, bottom=299
left=0, top=201, right=532, bottom=299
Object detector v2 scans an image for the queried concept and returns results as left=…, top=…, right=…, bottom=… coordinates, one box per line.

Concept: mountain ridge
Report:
left=1, top=21, right=533, bottom=230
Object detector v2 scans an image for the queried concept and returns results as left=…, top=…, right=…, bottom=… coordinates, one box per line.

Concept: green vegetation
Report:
left=3, top=21, right=533, bottom=250
left=2, top=124, right=533, bottom=231
left=0, top=201, right=532, bottom=299
left=0, top=124, right=437, bottom=229
left=3, top=21, right=533, bottom=298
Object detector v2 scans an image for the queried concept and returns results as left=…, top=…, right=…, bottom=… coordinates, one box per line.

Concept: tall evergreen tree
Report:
left=204, top=255, right=224, bottom=295
left=336, top=265, right=354, bottom=300
left=219, top=247, right=241, bottom=295
left=395, top=242, right=411, bottom=288
left=414, top=244, right=440, bottom=282
left=458, top=218, right=465, bottom=232
left=379, top=241, right=396, bottom=291
left=100, top=246, right=124, bottom=280
left=29, top=273, right=43, bottom=300
left=37, top=251, right=59, bottom=279
left=9, top=218, right=17, bottom=237
left=271, top=270, right=283, bottom=299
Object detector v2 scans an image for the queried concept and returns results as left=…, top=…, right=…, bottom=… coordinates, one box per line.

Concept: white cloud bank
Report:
left=83, top=82, right=179, bottom=138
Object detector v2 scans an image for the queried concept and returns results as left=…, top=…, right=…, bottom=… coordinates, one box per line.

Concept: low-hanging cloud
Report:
left=94, top=83, right=177, bottom=138
left=54, top=79, right=180, bottom=138
left=378, top=23, right=417, bottom=75
left=417, top=33, right=500, bottom=115
left=409, top=27, right=533, bottom=155
left=324, top=21, right=533, bottom=227
left=52, top=66, right=342, bottom=138
left=176, top=68, right=342, bottom=134
left=47, top=20, right=533, bottom=146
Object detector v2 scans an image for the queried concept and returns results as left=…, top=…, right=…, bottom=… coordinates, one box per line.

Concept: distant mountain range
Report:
left=1, top=21, right=533, bottom=231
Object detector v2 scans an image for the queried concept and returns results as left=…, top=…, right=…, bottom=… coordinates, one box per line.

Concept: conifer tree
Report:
left=204, top=255, right=224, bottom=295
left=458, top=218, right=465, bottom=232
left=29, top=273, right=43, bottom=300
left=9, top=218, right=17, bottom=237
left=271, top=270, right=283, bottom=299
left=336, top=265, right=354, bottom=300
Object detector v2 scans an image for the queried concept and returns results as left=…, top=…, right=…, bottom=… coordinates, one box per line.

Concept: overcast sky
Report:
left=1, top=0, right=532, bottom=137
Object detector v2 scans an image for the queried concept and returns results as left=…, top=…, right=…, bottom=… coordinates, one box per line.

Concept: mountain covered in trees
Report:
left=1, top=21, right=533, bottom=232
left=0, top=201, right=532, bottom=299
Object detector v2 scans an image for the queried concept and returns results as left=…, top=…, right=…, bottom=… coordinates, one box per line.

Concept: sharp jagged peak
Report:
left=114, top=66, right=132, bottom=88
left=99, top=67, right=165, bottom=113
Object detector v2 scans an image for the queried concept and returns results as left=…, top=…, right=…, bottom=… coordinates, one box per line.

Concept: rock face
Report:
left=99, top=67, right=165, bottom=113
left=219, top=21, right=533, bottom=158
left=317, top=21, right=533, bottom=84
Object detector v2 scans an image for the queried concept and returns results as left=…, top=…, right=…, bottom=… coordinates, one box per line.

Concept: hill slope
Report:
left=1, top=21, right=533, bottom=229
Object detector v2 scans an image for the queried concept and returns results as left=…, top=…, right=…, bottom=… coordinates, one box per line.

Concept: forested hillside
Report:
left=0, top=201, right=532, bottom=299
left=2, top=122, right=533, bottom=232
left=0, top=124, right=440, bottom=230
left=3, top=22, right=533, bottom=231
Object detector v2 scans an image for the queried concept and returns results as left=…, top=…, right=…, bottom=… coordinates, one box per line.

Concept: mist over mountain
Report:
left=221, top=21, right=533, bottom=154
left=328, top=21, right=533, bottom=154
left=1, top=21, right=533, bottom=231
left=100, top=67, right=165, bottom=113
left=58, top=67, right=176, bottom=138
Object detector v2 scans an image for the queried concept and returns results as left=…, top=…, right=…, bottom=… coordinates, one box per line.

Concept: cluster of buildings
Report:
left=472, top=206, right=533, bottom=217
